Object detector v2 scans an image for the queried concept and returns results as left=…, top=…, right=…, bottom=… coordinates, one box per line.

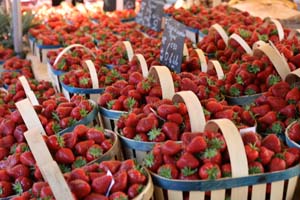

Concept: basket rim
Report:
left=150, top=164, right=300, bottom=191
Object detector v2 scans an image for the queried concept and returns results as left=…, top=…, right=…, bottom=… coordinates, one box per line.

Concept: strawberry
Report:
left=269, top=81, right=290, bottom=98
left=147, top=128, right=166, bottom=142
left=157, top=164, right=179, bottom=179
left=269, top=155, right=286, bottom=172
left=266, top=96, right=287, bottom=111
left=69, top=179, right=91, bottom=199
left=91, top=175, right=112, bottom=195
left=205, top=101, right=223, bottom=113
left=111, top=171, right=128, bottom=193
left=136, top=116, right=158, bottom=133
left=285, top=87, right=300, bottom=104
left=186, top=136, right=207, bottom=153
left=144, top=151, right=163, bottom=172
left=162, top=122, right=180, bottom=141
left=176, top=152, right=199, bottom=169
left=214, top=109, right=236, bottom=121
left=161, top=140, right=182, bottom=156
left=251, top=104, right=271, bottom=117
left=287, top=121, right=300, bottom=142
left=166, top=113, right=183, bottom=125
left=179, top=167, right=199, bottom=180
left=283, top=151, right=296, bottom=167
left=221, top=163, right=231, bottom=177
left=99, top=160, right=121, bottom=174
left=261, top=134, right=282, bottom=153
left=241, top=132, right=261, bottom=147
left=258, top=111, right=277, bottom=125
left=248, top=161, right=264, bottom=174
left=109, top=192, right=128, bottom=200
left=279, top=104, right=296, bottom=118
left=245, top=144, right=259, bottom=162
left=259, top=146, right=274, bottom=165
left=127, top=184, right=144, bottom=199
left=199, top=162, right=221, bottom=180
left=55, top=148, right=75, bottom=164
left=180, top=78, right=198, bottom=93
left=157, top=104, right=178, bottom=119
left=201, top=148, right=222, bottom=165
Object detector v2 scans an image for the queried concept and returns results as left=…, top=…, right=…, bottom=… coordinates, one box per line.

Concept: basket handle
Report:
left=123, top=41, right=134, bottom=61
left=83, top=60, right=100, bottom=102
left=134, top=54, right=149, bottom=78
left=183, top=43, right=189, bottom=60
left=229, top=33, right=253, bottom=55
left=210, top=24, right=228, bottom=46
left=208, top=60, right=225, bottom=80
left=285, top=68, right=300, bottom=85
left=253, top=42, right=290, bottom=80
left=53, top=44, right=95, bottom=66
left=16, top=98, right=46, bottom=135
left=204, top=119, right=249, bottom=178
left=18, top=76, right=40, bottom=106
left=270, top=19, right=284, bottom=41
left=195, top=49, right=208, bottom=72
left=172, top=91, right=206, bottom=132
left=149, top=66, right=175, bottom=100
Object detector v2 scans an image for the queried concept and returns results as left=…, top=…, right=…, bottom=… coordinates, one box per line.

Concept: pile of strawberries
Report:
left=145, top=131, right=299, bottom=181
left=45, top=124, right=114, bottom=171
left=117, top=99, right=190, bottom=142
left=12, top=160, right=149, bottom=200
left=251, top=81, right=300, bottom=134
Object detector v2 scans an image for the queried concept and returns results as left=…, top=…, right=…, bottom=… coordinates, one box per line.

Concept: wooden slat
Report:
left=270, top=181, right=285, bottom=200
left=231, top=186, right=248, bottom=200
left=189, top=191, right=205, bottom=200
left=135, top=150, right=147, bottom=164
left=154, top=186, right=164, bottom=200
left=286, top=177, right=298, bottom=200
left=251, top=184, right=266, bottom=200
left=16, top=98, right=46, bottom=135
left=167, top=190, right=183, bottom=200
left=211, top=189, right=226, bottom=200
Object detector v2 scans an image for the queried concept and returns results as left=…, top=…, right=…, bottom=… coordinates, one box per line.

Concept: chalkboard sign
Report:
left=160, top=17, right=186, bottom=73
left=136, top=0, right=164, bottom=32
left=104, top=0, right=135, bottom=11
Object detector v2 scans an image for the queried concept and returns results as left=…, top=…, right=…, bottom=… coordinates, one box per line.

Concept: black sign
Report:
left=160, top=17, right=186, bottom=73
left=136, top=0, right=164, bottom=32
left=103, top=0, right=135, bottom=11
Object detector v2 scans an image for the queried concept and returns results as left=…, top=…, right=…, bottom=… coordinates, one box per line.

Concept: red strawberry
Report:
left=269, top=81, right=290, bottom=98
left=287, top=121, right=300, bottom=142
left=269, top=156, right=286, bottom=172
left=283, top=151, right=296, bottom=167
left=111, top=171, right=128, bottom=193
left=241, top=132, right=261, bottom=147
left=199, top=162, right=221, bottom=180
left=180, top=78, right=198, bottom=93
left=245, top=144, right=259, bottom=162
left=221, top=163, right=231, bottom=177
left=157, top=164, right=179, bottom=179
left=251, top=104, right=271, bottom=117
left=127, top=169, right=147, bottom=184
left=186, top=135, right=207, bottom=153
left=176, top=152, right=199, bottom=169
left=166, top=113, right=183, bottom=125
left=157, top=104, right=178, bottom=119
left=109, top=192, right=128, bottom=200
left=162, top=122, right=180, bottom=141
left=248, top=161, right=264, bottom=174
left=91, top=175, right=112, bottom=195
left=55, top=148, right=75, bottom=164
left=147, top=128, right=166, bottom=142
left=202, top=148, right=222, bottom=165
left=86, top=128, right=105, bottom=144
left=205, top=101, right=223, bottom=113
left=279, top=104, right=296, bottom=118
left=259, top=146, right=274, bottom=165
left=285, top=87, right=300, bottom=103
left=136, top=116, right=158, bottom=133
left=75, top=140, right=95, bottom=156
left=99, top=160, right=121, bottom=174
left=258, top=111, right=277, bottom=125
left=69, top=179, right=91, bottom=199
left=161, top=140, right=182, bottom=156
left=214, top=109, right=236, bottom=121
left=267, top=96, right=287, bottom=111
left=261, top=134, right=282, bottom=153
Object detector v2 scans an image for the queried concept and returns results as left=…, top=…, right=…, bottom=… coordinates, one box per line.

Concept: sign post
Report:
left=12, top=0, right=22, bottom=54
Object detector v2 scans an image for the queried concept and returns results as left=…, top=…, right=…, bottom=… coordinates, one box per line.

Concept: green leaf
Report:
left=247, top=65, right=260, bottom=74
left=239, top=28, right=251, bottom=39
left=258, top=34, right=269, bottom=42
left=235, top=75, right=244, bottom=85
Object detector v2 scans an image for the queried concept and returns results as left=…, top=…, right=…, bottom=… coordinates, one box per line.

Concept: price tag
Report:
left=136, top=0, right=164, bottom=32
left=160, top=17, right=186, bottom=73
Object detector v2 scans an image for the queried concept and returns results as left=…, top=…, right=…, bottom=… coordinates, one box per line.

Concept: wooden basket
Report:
left=117, top=90, right=205, bottom=164
left=47, top=44, right=95, bottom=93
left=226, top=41, right=291, bottom=105
left=98, top=57, right=155, bottom=131
left=150, top=119, right=300, bottom=200
left=35, top=43, right=62, bottom=64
